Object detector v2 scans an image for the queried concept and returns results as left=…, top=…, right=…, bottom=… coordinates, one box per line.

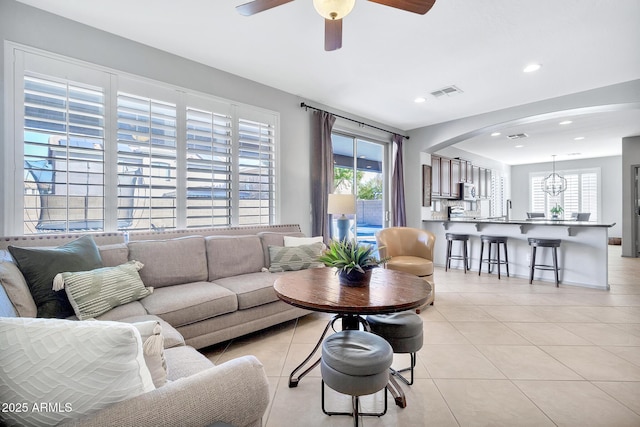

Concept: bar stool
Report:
left=528, top=238, right=561, bottom=286
left=478, top=235, right=510, bottom=279
left=366, top=311, right=424, bottom=385
left=321, top=330, right=393, bottom=427
left=445, top=233, right=470, bottom=273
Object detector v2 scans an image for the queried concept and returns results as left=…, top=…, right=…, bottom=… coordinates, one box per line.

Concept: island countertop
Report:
left=422, top=218, right=613, bottom=289
left=424, top=218, right=615, bottom=227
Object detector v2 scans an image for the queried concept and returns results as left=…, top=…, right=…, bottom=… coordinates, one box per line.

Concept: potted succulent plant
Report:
left=550, top=204, right=564, bottom=219
left=317, top=239, right=389, bottom=286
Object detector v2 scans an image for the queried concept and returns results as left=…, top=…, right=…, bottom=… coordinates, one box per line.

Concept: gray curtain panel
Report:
left=311, top=111, right=336, bottom=242
left=392, top=134, right=407, bottom=226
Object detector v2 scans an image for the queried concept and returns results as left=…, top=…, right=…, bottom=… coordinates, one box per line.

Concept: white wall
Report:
left=511, top=156, right=622, bottom=237
left=0, top=0, right=402, bottom=236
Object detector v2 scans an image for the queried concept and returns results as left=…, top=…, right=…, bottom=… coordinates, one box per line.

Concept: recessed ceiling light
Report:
left=523, top=63, right=542, bottom=73
left=567, top=152, right=582, bottom=156
left=559, top=120, right=572, bottom=125
left=515, top=145, right=524, bottom=148
left=414, top=97, right=426, bottom=103
left=491, top=132, right=501, bottom=137
left=574, top=136, right=585, bottom=141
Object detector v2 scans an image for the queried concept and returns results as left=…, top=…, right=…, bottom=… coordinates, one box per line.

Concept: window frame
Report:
left=4, top=43, right=279, bottom=234
left=529, top=167, right=601, bottom=220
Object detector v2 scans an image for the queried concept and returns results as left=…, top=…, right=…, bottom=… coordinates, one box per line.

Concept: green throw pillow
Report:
left=8, top=235, right=103, bottom=318
left=268, top=242, right=324, bottom=272
left=58, top=261, right=153, bottom=320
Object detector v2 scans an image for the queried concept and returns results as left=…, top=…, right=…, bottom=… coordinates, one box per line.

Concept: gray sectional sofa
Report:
left=0, top=224, right=312, bottom=427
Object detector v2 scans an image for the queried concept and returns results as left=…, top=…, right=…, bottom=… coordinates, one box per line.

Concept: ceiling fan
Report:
left=236, top=0, right=436, bottom=51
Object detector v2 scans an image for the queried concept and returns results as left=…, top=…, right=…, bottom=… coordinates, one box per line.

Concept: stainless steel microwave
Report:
left=461, top=183, right=477, bottom=201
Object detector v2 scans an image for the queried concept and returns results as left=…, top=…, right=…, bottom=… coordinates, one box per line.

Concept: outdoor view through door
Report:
left=331, top=134, right=386, bottom=247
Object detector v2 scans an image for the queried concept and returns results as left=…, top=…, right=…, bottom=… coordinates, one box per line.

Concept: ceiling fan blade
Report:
left=325, top=18, right=343, bottom=51
left=367, top=0, right=436, bottom=15
left=236, top=0, right=294, bottom=16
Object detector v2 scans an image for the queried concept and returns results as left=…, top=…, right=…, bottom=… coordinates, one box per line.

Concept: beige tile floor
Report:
left=202, top=245, right=640, bottom=426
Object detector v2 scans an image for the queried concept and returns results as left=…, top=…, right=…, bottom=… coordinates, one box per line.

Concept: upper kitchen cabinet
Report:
left=431, top=155, right=441, bottom=197
left=451, top=159, right=461, bottom=198
left=440, top=157, right=451, bottom=198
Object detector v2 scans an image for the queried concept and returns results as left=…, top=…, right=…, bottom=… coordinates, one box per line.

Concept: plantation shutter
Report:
left=185, top=102, right=233, bottom=228
left=237, top=112, right=276, bottom=226
left=581, top=172, right=598, bottom=221
left=23, top=74, right=106, bottom=233
left=116, top=92, right=177, bottom=231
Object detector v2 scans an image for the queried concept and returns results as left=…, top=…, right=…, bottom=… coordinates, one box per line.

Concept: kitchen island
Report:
left=423, top=218, right=615, bottom=289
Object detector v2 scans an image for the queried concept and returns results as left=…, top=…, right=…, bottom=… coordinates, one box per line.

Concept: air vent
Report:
left=430, top=85, right=463, bottom=98
left=507, top=133, right=529, bottom=140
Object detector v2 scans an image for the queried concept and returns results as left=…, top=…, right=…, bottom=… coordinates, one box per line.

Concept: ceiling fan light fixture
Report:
left=313, top=0, right=355, bottom=20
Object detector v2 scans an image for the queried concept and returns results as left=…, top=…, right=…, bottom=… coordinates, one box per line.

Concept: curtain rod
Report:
left=300, top=102, right=409, bottom=140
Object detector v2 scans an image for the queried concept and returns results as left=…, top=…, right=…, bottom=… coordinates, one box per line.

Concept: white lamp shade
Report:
left=327, top=193, right=356, bottom=215
left=313, top=0, right=356, bottom=20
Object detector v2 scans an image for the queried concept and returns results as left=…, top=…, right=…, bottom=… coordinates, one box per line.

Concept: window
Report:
left=331, top=133, right=386, bottom=244
left=7, top=46, right=278, bottom=234
left=530, top=168, right=599, bottom=220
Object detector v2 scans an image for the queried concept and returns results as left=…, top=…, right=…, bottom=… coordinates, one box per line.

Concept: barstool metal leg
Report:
left=529, top=246, right=536, bottom=284
left=463, top=241, right=468, bottom=273
left=445, top=240, right=451, bottom=271
left=478, top=241, right=484, bottom=276
left=496, top=242, right=501, bottom=279
left=553, top=247, right=559, bottom=286
left=504, top=241, right=510, bottom=277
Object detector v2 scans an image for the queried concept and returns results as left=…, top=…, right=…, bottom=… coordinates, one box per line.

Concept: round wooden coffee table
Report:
left=274, top=267, right=432, bottom=407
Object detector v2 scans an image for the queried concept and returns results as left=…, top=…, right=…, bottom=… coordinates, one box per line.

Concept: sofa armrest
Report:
left=63, top=356, right=269, bottom=427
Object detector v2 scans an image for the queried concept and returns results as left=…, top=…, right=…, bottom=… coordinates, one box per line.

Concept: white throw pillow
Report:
left=283, top=235, right=324, bottom=247
left=0, top=317, right=155, bottom=427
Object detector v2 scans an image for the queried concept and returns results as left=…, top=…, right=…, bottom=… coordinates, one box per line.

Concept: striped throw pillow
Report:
left=58, top=261, right=153, bottom=320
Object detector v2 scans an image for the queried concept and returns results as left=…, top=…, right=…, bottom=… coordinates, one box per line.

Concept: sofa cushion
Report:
left=139, top=282, right=237, bottom=327
left=214, top=271, right=285, bottom=310
left=115, top=314, right=185, bottom=349
left=98, top=243, right=129, bottom=267
left=0, top=317, right=154, bottom=427
left=128, top=236, right=208, bottom=288
left=206, top=235, right=265, bottom=280
left=57, top=261, right=153, bottom=320
left=0, top=259, right=37, bottom=317
left=7, top=235, right=103, bottom=318
left=257, top=231, right=305, bottom=266
left=268, top=243, right=324, bottom=272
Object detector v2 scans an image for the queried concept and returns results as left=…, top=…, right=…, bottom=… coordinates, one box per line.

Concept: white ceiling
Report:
left=16, top=0, right=640, bottom=165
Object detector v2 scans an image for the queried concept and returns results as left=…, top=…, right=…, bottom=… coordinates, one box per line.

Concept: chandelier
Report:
left=542, top=155, right=567, bottom=196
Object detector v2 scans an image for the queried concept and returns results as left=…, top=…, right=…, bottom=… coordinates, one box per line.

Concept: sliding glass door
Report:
left=331, top=133, right=387, bottom=245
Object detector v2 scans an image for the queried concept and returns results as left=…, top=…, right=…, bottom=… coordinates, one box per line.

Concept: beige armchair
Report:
left=375, top=227, right=435, bottom=308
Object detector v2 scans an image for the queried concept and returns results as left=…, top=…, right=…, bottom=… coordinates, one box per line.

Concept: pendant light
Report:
left=542, top=155, right=567, bottom=196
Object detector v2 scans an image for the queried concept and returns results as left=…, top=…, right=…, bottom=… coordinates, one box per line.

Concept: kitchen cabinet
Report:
left=451, top=159, right=461, bottom=198
left=441, top=158, right=451, bottom=198
left=472, top=166, right=480, bottom=186
left=431, top=156, right=441, bottom=197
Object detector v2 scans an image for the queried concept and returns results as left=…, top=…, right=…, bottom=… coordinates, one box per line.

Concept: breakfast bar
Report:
left=423, top=218, right=615, bottom=290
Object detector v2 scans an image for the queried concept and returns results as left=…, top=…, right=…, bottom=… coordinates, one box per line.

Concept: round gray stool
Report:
left=445, top=233, right=470, bottom=273
left=321, top=330, right=393, bottom=426
left=478, top=235, right=510, bottom=279
left=528, top=238, right=561, bottom=286
left=366, top=311, right=424, bottom=385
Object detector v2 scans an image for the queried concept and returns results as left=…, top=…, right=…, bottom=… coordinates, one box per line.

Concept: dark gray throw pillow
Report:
left=8, top=236, right=104, bottom=318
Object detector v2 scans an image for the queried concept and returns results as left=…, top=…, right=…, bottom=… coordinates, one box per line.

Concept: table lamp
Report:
left=327, top=193, right=356, bottom=241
